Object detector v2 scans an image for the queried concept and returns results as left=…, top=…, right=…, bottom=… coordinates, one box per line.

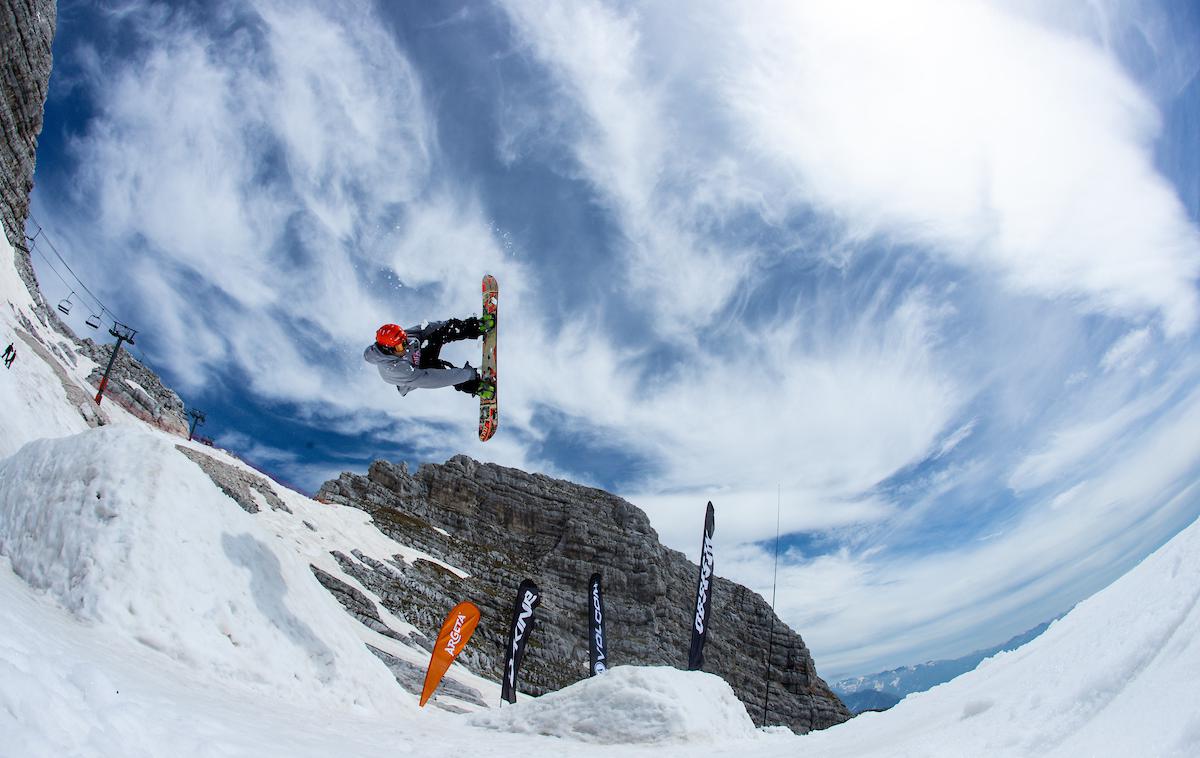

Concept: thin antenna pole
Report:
left=763, top=484, right=782, bottom=725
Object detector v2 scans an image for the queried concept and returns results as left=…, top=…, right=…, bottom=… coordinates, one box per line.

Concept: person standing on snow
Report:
left=3, top=343, right=15, bottom=369
left=364, top=316, right=494, bottom=398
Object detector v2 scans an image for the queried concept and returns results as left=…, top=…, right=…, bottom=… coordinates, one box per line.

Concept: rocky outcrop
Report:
left=82, top=338, right=189, bottom=436
left=176, top=446, right=289, bottom=514
left=310, top=563, right=405, bottom=643
left=312, top=560, right=486, bottom=710
left=318, top=455, right=851, bottom=733
left=367, top=646, right=486, bottom=711
left=2, top=0, right=55, bottom=301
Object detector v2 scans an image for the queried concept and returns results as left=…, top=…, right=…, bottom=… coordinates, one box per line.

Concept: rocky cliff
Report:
left=317, top=455, right=852, bottom=733
left=1, top=0, right=69, bottom=380
left=2, top=0, right=55, bottom=329
left=1, top=0, right=54, bottom=254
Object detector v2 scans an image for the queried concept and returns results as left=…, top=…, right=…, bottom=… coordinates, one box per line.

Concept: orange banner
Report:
left=419, top=600, right=481, bottom=707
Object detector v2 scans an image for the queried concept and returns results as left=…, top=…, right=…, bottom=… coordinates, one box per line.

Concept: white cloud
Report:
left=502, top=0, right=1200, bottom=335
left=1008, top=353, right=1191, bottom=492
left=715, top=0, right=1200, bottom=333
left=604, top=287, right=964, bottom=554
left=934, top=419, right=977, bottom=459
left=498, top=0, right=758, bottom=332
left=1100, top=327, right=1152, bottom=373
left=770, top=378, right=1200, bottom=676
left=636, top=490, right=894, bottom=562
left=59, top=0, right=523, bottom=420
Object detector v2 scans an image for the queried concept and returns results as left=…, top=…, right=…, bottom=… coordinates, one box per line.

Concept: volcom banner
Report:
left=688, top=501, right=716, bottom=671
left=588, top=572, right=609, bottom=676
left=419, top=600, right=481, bottom=707
left=501, top=579, right=541, bottom=703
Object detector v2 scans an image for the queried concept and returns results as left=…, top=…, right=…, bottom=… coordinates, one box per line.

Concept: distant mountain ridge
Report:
left=833, top=620, right=1056, bottom=713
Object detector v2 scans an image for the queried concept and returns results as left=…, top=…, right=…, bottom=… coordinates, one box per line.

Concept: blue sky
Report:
left=28, top=0, right=1200, bottom=678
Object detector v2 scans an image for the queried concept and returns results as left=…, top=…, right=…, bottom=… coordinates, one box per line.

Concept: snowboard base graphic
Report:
left=479, top=275, right=498, bottom=442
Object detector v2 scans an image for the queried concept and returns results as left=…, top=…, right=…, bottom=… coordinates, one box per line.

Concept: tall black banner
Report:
left=588, top=572, right=609, bottom=675
left=501, top=578, right=541, bottom=703
left=687, top=501, right=716, bottom=671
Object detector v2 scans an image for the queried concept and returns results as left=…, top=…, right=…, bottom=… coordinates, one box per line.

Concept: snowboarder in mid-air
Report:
left=364, top=317, right=495, bottom=398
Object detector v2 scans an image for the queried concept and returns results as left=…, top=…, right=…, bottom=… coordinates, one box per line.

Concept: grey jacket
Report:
left=363, top=322, right=476, bottom=396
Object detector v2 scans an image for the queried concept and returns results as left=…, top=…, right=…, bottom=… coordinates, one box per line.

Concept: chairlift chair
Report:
left=85, top=312, right=101, bottom=329
left=57, top=291, right=75, bottom=315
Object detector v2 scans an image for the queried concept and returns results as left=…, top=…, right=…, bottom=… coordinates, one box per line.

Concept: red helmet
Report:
left=375, top=324, right=407, bottom=348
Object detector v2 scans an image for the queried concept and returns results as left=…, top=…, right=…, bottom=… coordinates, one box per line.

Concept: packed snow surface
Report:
left=0, top=427, right=401, bottom=710
left=470, top=665, right=758, bottom=744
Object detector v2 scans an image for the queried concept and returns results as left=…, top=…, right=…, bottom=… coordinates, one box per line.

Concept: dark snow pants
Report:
left=417, top=318, right=486, bottom=394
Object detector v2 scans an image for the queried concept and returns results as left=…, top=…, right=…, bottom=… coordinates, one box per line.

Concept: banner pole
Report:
left=763, top=484, right=781, bottom=725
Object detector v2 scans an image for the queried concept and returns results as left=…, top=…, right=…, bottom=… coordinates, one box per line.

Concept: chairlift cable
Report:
left=26, top=213, right=110, bottom=316
left=23, top=218, right=141, bottom=344
left=28, top=244, right=75, bottom=291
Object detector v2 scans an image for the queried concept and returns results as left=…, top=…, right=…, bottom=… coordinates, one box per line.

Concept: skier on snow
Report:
left=364, top=316, right=495, bottom=398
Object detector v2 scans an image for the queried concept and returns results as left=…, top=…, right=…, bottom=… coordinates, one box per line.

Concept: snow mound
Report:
left=800, top=511, right=1200, bottom=757
left=469, top=665, right=758, bottom=744
left=0, top=426, right=400, bottom=711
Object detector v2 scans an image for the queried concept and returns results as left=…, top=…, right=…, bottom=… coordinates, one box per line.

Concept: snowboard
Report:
left=479, top=274, right=498, bottom=442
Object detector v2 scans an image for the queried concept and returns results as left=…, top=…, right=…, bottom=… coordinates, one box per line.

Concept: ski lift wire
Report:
left=22, top=216, right=146, bottom=358
left=29, top=243, right=109, bottom=328
left=23, top=221, right=136, bottom=342
left=26, top=212, right=110, bottom=317
left=28, top=244, right=75, bottom=292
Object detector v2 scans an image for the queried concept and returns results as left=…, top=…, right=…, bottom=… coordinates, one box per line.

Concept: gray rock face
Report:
left=176, top=446, right=289, bottom=514
left=318, top=455, right=851, bottom=733
left=81, top=339, right=189, bottom=436
left=367, top=645, right=486, bottom=711
left=310, top=563, right=405, bottom=644
left=2, top=0, right=55, bottom=299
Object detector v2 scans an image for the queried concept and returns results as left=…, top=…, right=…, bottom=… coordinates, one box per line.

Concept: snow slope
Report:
left=3, top=239, right=1200, bottom=755
left=833, top=621, right=1055, bottom=713
left=0, top=268, right=93, bottom=457
left=0, top=427, right=401, bottom=710
left=794, top=511, right=1200, bottom=757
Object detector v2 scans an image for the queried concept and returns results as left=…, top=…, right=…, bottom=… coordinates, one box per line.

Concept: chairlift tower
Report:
left=187, top=409, right=206, bottom=441
left=94, top=322, right=137, bottom=405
